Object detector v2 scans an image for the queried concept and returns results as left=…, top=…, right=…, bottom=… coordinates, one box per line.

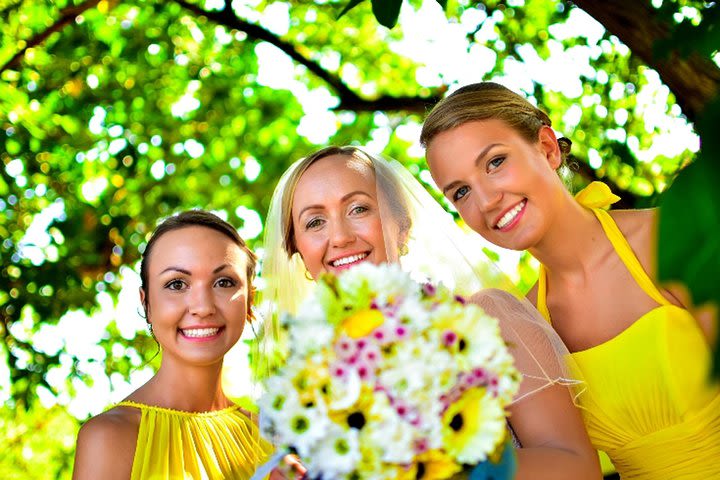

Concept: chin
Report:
left=486, top=232, right=532, bottom=252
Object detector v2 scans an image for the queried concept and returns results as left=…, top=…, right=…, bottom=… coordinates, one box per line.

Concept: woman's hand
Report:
left=268, top=454, right=306, bottom=480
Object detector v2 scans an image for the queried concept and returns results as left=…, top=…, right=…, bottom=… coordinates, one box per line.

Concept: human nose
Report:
left=188, top=285, right=216, bottom=317
left=473, top=179, right=502, bottom=213
left=329, top=217, right=355, bottom=247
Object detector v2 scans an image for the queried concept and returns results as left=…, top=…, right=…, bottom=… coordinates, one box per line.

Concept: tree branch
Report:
left=171, top=0, right=441, bottom=113
left=571, top=0, right=720, bottom=122
left=0, top=0, right=101, bottom=74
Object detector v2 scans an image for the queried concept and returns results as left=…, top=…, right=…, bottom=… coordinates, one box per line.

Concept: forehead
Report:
left=293, top=155, right=376, bottom=208
left=148, top=225, right=247, bottom=272
left=430, top=119, right=519, bottom=147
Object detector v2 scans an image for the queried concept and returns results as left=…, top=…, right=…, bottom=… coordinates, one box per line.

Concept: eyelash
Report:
left=304, top=204, right=370, bottom=230
left=488, top=155, right=505, bottom=171
left=163, top=277, right=237, bottom=290
left=350, top=204, right=369, bottom=215
left=453, top=186, right=470, bottom=202
left=306, top=217, right=324, bottom=230
left=215, top=278, right=236, bottom=288
left=165, top=279, right=186, bottom=291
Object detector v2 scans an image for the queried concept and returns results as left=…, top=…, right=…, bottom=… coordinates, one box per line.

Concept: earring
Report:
left=398, top=243, right=409, bottom=257
left=147, top=322, right=155, bottom=339
left=304, top=269, right=313, bottom=281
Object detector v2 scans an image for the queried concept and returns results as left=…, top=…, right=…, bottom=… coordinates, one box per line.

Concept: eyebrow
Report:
left=296, top=190, right=373, bottom=219
left=159, top=264, right=231, bottom=275
left=441, top=143, right=503, bottom=195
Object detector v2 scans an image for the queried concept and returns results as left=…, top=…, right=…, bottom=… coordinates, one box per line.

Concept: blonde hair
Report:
left=420, top=82, right=571, bottom=162
left=279, top=146, right=411, bottom=257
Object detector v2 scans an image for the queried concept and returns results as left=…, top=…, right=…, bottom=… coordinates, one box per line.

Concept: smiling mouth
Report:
left=495, top=199, right=527, bottom=229
left=330, top=252, right=369, bottom=267
left=180, top=327, right=222, bottom=338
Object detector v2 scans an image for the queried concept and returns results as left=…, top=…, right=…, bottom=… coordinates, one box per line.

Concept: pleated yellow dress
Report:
left=117, top=401, right=273, bottom=480
left=536, top=183, right=720, bottom=479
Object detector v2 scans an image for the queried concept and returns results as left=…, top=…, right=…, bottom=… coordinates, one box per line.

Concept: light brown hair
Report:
left=420, top=82, right=571, bottom=163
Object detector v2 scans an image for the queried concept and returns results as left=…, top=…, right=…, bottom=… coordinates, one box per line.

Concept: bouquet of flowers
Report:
left=258, top=263, right=520, bottom=479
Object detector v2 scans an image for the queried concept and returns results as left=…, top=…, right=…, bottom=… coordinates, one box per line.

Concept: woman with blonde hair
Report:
left=260, top=145, right=601, bottom=479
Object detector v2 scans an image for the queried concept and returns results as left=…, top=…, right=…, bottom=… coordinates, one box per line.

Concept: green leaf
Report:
left=658, top=157, right=720, bottom=307
left=371, top=0, right=403, bottom=28
left=658, top=93, right=720, bottom=310
left=658, top=96, right=720, bottom=329
left=338, top=0, right=365, bottom=19
left=436, top=0, right=448, bottom=9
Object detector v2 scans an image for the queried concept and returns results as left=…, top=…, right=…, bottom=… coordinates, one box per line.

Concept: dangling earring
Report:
left=147, top=322, right=155, bottom=340
left=398, top=243, right=409, bottom=257
left=304, top=269, right=314, bottom=281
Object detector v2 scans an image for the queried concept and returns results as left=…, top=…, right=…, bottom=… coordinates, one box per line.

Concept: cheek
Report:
left=146, top=291, right=183, bottom=323
left=457, top=205, right=483, bottom=232
left=359, top=216, right=385, bottom=245
left=295, top=233, right=322, bottom=261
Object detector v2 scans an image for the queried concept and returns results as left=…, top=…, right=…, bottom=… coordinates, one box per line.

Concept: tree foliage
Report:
left=1, top=0, right=717, bottom=476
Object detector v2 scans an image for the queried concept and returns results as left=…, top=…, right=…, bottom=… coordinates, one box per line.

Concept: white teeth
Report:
left=496, top=200, right=526, bottom=229
left=181, top=327, right=220, bottom=338
left=331, top=253, right=368, bottom=267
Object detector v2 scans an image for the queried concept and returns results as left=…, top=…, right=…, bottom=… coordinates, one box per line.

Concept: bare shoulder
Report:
left=469, top=288, right=529, bottom=317
left=609, top=208, right=657, bottom=274
left=73, top=406, right=140, bottom=479
left=469, top=287, right=517, bottom=305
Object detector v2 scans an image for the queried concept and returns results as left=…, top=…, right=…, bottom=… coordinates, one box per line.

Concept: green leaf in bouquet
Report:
left=315, top=277, right=347, bottom=326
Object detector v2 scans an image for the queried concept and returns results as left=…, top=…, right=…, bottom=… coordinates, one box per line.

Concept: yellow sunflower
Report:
left=413, top=449, right=463, bottom=479
left=441, top=387, right=506, bottom=464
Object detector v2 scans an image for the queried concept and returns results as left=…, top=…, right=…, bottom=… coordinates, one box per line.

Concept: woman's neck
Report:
left=137, top=359, right=233, bottom=412
left=528, top=196, right=605, bottom=280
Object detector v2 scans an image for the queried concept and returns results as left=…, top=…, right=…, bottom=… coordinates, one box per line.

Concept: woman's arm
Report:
left=508, top=385, right=601, bottom=479
left=471, top=289, right=601, bottom=479
left=72, top=410, right=138, bottom=480
left=616, top=208, right=717, bottom=345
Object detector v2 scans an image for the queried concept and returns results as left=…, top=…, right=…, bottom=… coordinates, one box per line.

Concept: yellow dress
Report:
left=536, top=183, right=720, bottom=480
left=117, top=400, right=273, bottom=480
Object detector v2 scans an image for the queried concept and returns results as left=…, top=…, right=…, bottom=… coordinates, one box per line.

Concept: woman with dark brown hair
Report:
left=73, top=210, right=276, bottom=479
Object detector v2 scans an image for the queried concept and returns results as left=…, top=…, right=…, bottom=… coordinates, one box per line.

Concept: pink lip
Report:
left=178, top=325, right=225, bottom=343
left=493, top=200, right=526, bottom=233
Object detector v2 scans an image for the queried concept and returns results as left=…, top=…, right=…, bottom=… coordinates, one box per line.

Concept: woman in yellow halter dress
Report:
left=72, top=211, right=275, bottom=480
left=422, top=82, right=719, bottom=479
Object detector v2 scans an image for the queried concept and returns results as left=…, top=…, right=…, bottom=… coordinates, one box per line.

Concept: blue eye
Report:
left=488, top=156, right=505, bottom=171
left=453, top=185, right=470, bottom=202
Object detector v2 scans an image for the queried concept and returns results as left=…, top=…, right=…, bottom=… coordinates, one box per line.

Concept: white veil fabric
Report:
left=259, top=146, right=583, bottom=404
